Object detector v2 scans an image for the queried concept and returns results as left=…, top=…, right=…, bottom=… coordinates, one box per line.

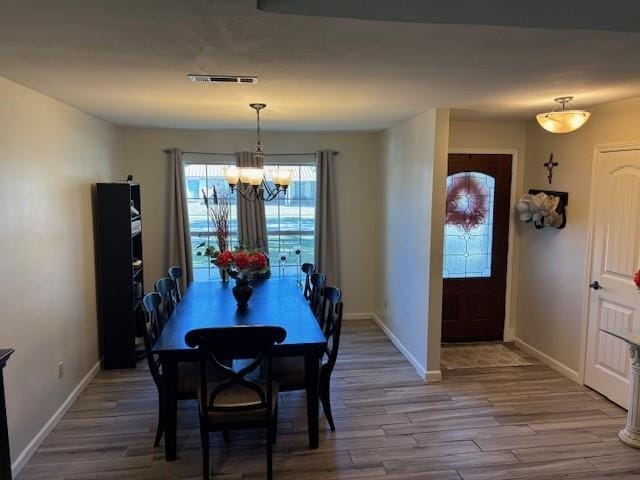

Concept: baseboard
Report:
left=371, top=313, right=433, bottom=381
left=343, top=313, right=373, bottom=321
left=11, top=360, right=101, bottom=476
left=514, top=337, right=581, bottom=384
left=426, top=370, right=443, bottom=382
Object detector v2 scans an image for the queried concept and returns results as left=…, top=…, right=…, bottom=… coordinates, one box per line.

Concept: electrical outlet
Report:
left=58, top=361, right=64, bottom=379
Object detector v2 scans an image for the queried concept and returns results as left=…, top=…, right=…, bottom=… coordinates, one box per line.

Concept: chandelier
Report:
left=536, top=96, right=591, bottom=134
left=223, top=103, right=291, bottom=202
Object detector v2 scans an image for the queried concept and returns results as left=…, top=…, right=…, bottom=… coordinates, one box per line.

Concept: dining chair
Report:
left=301, top=263, right=315, bottom=301
left=141, top=293, right=203, bottom=447
left=167, top=266, right=183, bottom=304
left=271, top=286, right=343, bottom=431
left=185, top=326, right=287, bottom=480
left=309, top=272, right=326, bottom=324
left=155, top=277, right=177, bottom=319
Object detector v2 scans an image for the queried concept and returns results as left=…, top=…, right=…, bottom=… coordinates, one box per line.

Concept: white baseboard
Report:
left=11, top=360, right=101, bottom=476
left=426, top=370, right=443, bottom=382
left=514, top=337, right=581, bottom=384
left=371, top=313, right=434, bottom=381
left=343, top=313, right=373, bottom=321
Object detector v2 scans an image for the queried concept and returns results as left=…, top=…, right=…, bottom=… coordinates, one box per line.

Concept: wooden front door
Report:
left=585, top=147, right=640, bottom=407
left=442, top=154, right=512, bottom=342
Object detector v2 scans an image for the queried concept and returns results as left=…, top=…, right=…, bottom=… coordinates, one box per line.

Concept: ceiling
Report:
left=1, top=0, right=640, bottom=130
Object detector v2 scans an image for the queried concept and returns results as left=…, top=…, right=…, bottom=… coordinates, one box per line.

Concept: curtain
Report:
left=167, top=148, right=193, bottom=291
left=315, top=150, right=340, bottom=286
left=236, top=151, right=269, bottom=253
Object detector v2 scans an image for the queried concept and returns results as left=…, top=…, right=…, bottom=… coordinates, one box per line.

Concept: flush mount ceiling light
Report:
left=536, top=97, right=591, bottom=134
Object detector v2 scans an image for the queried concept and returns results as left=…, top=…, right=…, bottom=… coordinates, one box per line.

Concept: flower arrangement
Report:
left=215, top=248, right=269, bottom=280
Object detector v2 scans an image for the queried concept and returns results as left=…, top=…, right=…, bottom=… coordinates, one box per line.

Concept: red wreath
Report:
left=445, top=176, right=488, bottom=231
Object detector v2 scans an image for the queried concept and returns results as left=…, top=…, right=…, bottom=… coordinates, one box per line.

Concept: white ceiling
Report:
left=1, top=0, right=640, bottom=130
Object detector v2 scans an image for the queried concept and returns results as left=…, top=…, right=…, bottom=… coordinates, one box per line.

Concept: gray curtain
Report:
left=167, top=148, right=193, bottom=291
left=236, top=151, right=269, bottom=253
left=315, top=150, right=340, bottom=286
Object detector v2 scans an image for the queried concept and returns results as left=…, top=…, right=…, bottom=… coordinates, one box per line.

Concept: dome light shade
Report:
left=536, top=97, right=591, bottom=134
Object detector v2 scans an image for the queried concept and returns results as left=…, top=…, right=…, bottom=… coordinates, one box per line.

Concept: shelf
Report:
left=131, top=230, right=141, bottom=239
left=133, top=266, right=143, bottom=278
left=131, top=215, right=141, bottom=222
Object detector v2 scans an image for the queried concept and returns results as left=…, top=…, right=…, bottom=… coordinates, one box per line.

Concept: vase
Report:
left=232, top=278, right=253, bottom=309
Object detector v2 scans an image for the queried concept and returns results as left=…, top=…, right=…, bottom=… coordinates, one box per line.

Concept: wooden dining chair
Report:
left=309, top=272, right=326, bottom=324
left=185, top=326, right=287, bottom=480
left=155, top=277, right=177, bottom=319
left=271, top=286, right=343, bottom=431
left=167, top=266, right=183, bottom=304
left=301, top=263, right=315, bottom=301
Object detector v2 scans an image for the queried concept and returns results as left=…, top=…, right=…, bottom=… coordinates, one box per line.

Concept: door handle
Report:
left=589, top=281, right=602, bottom=290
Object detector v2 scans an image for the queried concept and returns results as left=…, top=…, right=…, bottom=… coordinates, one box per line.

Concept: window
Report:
left=184, top=155, right=316, bottom=281
left=442, top=171, right=495, bottom=278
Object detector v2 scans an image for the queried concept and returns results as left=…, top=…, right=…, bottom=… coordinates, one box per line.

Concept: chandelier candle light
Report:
left=536, top=96, right=591, bottom=134
left=223, top=103, right=292, bottom=202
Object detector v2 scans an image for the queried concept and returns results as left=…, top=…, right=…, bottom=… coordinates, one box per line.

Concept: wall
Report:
left=518, top=97, right=640, bottom=375
left=374, top=109, right=449, bottom=379
left=448, top=120, right=527, bottom=338
left=121, top=128, right=380, bottom=316
left=0, top=76, right=123, bottom=468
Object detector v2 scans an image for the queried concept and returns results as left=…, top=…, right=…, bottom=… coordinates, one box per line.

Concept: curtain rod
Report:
left=162, top=149, right=339, bottom=156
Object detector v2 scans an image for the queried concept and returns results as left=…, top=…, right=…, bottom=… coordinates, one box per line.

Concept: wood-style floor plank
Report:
left=16, top=319, right=640, bottom=479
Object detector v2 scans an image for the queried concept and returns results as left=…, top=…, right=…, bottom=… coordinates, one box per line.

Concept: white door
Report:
left=585, top=147, right=640, bottom=407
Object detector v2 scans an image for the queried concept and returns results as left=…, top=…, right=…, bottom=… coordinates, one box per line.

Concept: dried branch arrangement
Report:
left=202, top=187, right=231, bottom=253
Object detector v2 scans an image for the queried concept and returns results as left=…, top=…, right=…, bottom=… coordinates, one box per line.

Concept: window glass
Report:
left=443, top=171, right=495, bottom=278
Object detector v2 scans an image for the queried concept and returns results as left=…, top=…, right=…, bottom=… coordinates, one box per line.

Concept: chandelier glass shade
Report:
left=224, top=103, right=292, bottom=202
left=536, top=97, right=591, bottom=134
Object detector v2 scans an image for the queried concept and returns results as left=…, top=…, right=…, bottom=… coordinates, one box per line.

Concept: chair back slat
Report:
left=167, top=266, right=183, bottom=303
left=185, top=326, right=286, bottom=415
left=321, top=287, right=343, bottom=376
left=301, top=263, right=315, bottom=301
left=141, top=292, right=164, bottom=388
left=309, top=272, right=326, bottom=324
left=155, top=277, right=177, bottom=319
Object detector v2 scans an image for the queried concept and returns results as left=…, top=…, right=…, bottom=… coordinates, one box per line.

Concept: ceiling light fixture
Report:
left=223, top=104, right=291, bottom=202
left=536, top=96, right=591, bottom=134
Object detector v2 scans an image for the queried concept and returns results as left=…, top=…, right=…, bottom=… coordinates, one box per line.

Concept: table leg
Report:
left=620, top=344, right=640, bottom=448
left=305, top=353, right=320, bottom=449
left=162, top=356, right=178, bottom=460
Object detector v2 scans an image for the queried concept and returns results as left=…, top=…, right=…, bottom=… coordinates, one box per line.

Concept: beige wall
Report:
left=0, top=77, right=123, bottom=465
left=518, top=97, right=640, bottom=374
left=448, top=120, right=527, bottom=336
left=121, top=128, right=380, bottom=315
left=375, top=109, right=449, bottom=378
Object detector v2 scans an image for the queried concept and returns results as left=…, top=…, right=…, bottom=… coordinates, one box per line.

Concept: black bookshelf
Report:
left=95, top=183, right=144, bottom=370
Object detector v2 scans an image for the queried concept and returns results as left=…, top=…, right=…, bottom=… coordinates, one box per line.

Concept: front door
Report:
left=441, top=154, right=512, bottom=342
left=585, top=147, right=640, bottom=407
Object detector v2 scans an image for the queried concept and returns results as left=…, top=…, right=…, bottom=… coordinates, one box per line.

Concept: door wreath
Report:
left=446, top=176, right=488, bottom=232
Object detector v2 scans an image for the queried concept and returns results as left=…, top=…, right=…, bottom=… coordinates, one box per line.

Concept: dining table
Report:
left=152, top=277, right=327, bottom=461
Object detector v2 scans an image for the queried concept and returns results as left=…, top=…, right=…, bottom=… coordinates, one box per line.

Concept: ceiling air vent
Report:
left=188, top=74, right=258, bottom=84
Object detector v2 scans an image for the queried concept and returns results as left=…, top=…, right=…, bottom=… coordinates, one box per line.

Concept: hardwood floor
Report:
left=17, top=320, right=640, bottom=479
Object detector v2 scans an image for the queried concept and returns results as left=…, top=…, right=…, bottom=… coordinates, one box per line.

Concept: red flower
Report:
left=634, top=269, right=640, bottom=290
left=215, top=250, right=234, bottom=268
left=251, top=252, right=268, bottom=271
left=234, top=252, right=251, bottom=270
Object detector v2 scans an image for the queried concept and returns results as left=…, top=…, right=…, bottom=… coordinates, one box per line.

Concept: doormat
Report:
left=441, top=344, right=532, bottom=370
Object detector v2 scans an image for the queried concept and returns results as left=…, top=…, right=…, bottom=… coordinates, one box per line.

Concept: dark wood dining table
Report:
left=153, top=277, right=327, bottom=461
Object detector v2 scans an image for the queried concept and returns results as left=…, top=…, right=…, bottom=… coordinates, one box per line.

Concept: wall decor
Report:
left=516, top=189, right=568, bottom=229
left=543, top=153, right=558, bottom=184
